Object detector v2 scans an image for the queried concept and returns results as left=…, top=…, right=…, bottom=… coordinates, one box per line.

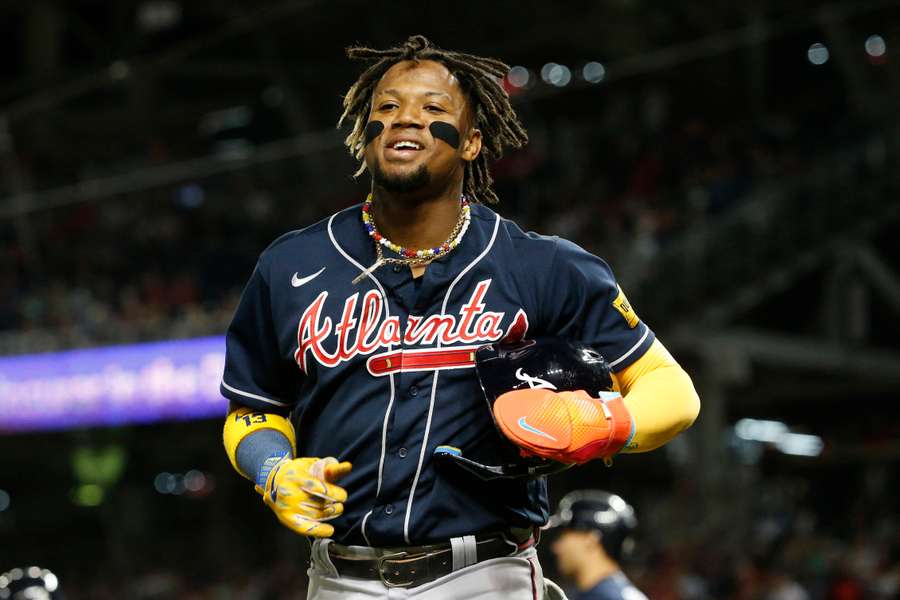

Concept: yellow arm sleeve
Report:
left=611, top=339, right=700, bottom=453
left=223, top=405, right=297, bottom=478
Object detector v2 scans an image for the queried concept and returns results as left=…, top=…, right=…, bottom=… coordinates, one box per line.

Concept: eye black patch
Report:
left=364, top=121, right=385, bottom=146
left=429, top=121, right=461, bottom=149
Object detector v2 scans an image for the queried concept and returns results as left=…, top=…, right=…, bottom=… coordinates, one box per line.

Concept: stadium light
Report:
left=44, top=573, right=59, bottom=592
left=507, top=66, right=531, bottom=88
left=184, top=470, right=207, bottom=492
left=73, top=484, right=104, bottom=507
left=776, top=433, right=825, bottom=457
left=154, top=472, right=177, bottom=494
left=734, top=418, right=788, bottom=443
left=865, top=35, right=886, bottom=58
left=137, top=1, right=183, bottom=32
left=548, top=64, right=572, bottom=87
left=583, top=62, right=606, bottom=84
left=733, top=418, right=824, bottom=458
left=540, top=63, right=559, bottom=84
left=807, top=43, right=829, bottom=65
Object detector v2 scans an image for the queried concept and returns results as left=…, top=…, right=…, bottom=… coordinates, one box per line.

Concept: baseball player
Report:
left=546, top=490, right=648, bottom=600
left=220, top=35, right=700, bottom=599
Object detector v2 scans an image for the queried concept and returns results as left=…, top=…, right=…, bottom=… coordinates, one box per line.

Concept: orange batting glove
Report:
left=492, top=389, right=634, bottom=464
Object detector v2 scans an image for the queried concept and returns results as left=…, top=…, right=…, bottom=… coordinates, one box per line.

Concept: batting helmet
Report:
left=546, top=490, right=638, bottom=561
left=0, top=567, right=63, bottom=600
left=434, top=337, right=614, bottom=480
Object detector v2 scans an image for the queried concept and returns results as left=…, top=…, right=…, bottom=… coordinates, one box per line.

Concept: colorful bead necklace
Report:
left=352, top=193, right=471, bottom=284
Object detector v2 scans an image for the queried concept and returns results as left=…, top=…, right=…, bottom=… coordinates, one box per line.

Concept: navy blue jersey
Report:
left=220, top=202, right=654, bottom=546
left=575, top=572, right=648, bottom=600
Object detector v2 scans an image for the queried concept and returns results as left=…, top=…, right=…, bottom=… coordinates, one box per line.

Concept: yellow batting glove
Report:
left=256, top=456, right=352, bottom=538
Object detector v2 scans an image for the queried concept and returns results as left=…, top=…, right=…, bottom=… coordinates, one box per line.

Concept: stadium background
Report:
left=1, top=1, right=899, bottom=598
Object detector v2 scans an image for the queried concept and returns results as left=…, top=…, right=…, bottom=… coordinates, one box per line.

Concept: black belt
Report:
left=327, top=533, right=527, bottom=588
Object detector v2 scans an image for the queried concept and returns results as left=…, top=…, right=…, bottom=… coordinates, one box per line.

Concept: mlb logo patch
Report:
left=612, top=285, right=640, bottom=329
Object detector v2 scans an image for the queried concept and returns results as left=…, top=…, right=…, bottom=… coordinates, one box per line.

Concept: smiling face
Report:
left=364, top=59, right=482, bottom=196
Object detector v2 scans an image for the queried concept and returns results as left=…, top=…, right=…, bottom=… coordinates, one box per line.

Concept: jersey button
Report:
left=408, top=385, right=418, bottom=397
left=398, top=447, right=408, bottom=458
left=392, top=265, right=402, bottom=273
left=384, top=504, right=394, bottom=515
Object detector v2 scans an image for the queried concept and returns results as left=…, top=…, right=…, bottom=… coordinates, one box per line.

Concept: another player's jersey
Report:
left=220, top=203, right=654, bottom=546
left=575, top=572, right=648, bottom=600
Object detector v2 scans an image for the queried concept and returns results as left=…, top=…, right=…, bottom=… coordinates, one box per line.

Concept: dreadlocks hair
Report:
left=338, top=35, right=528, bottom=204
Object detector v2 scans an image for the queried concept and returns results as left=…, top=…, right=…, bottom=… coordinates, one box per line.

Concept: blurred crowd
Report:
left=28, top=474, right=898, bottom=600
left=55, top=559, right=311, bottom=600
left=0, top=83, right=873, bottom=354
left=628, top=483, right=900, bottom=600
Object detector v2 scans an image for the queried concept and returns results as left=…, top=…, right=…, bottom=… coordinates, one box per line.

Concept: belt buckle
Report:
left=377, top=552, right=415, bottom=588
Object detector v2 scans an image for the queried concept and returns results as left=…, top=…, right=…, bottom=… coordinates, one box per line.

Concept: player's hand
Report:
left=256, top=456, right=352, bottom=537
left=492, top=389, right=633, bottom=464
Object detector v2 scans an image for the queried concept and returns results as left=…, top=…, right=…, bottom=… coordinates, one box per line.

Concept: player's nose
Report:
left=391, top=104, right=426, bottom=129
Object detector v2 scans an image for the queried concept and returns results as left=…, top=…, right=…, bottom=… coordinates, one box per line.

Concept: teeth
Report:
left=393, top=141, right=421, bottom=150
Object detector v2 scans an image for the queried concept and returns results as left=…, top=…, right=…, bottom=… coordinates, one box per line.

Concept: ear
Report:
left=461, top=128, right=482, bottom=162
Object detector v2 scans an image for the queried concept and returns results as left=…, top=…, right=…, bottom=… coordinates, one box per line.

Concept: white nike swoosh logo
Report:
left=291, top=267, right=326, bottom=287
left=515, top=368, right=557, bottom=390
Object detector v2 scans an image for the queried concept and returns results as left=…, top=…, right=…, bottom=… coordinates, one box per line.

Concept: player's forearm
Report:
left=620, top=364, right=699, bottom=452
left=236, top=429, right=294, bottom=486
left=223, top=403, right=296, bottom=486
left=614, top=340, right=700, bottom=453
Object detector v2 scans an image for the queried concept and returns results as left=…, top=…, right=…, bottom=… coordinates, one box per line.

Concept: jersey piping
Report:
left=326, top=212, right=397, bottom=545
left=608, top=325, right=650, bottom=368
left=220, top=380, right=290, bottom=407
left=402, top=212, right=502, bottom=544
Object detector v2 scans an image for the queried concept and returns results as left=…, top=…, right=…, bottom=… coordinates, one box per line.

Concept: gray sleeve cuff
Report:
left=235, top=429, right=293, bottom=486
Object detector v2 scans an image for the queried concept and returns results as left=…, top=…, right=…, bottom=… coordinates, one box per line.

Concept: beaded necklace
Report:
left=352, top=193, right=471, bottom=284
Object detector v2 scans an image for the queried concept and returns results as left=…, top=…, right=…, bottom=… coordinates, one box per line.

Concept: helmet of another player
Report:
left=546, top=490, right=638, bottom=561
left=0, top=567, right=63, bottom=600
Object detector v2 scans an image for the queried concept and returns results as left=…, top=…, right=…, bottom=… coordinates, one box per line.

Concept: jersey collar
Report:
left=332, top=202, right=499, bottom=311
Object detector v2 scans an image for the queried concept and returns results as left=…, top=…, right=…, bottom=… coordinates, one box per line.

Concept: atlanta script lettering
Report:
left=294, top=279, right=528, bottom=375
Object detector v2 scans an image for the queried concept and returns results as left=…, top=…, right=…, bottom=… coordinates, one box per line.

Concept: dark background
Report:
left=1, top=1, right=899, bottom=598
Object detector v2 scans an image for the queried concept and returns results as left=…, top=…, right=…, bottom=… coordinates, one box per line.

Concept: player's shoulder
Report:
left=582, top=573, right=647, bottom=600
left=474, top=204, right=619, bottom=288
left=259, top=203, right=361, bottom=263
left=610, top=573, right=648, bottom=600
left=473, top=203, right=606, bottom=270
left=471, top=203, right=560, bottom=254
